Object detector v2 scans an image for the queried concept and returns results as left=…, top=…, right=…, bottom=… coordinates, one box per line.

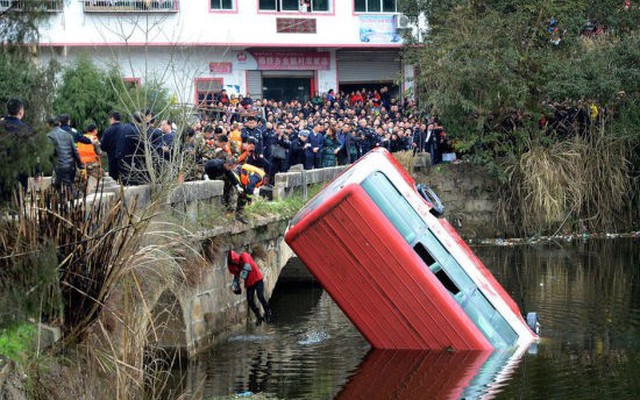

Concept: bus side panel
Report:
left=286, top=186, right=493, bottom=351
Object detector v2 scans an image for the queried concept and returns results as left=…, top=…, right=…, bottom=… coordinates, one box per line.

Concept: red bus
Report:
left=285, top=148, right=539, bottom=350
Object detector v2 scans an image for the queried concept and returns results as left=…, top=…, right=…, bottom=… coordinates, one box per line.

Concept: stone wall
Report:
left=418, top=163, right=503, bottom=239
left=180, top=217, right=293, bottom=354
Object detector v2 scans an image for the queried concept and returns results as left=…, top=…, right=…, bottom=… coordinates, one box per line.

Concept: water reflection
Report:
left=336, top=345, right=530, bottom=400
left=189, top=284, right=369, bottom=399
left=163, top=238, right=639, bottom=400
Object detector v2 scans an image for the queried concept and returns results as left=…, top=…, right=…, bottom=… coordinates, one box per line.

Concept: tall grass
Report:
left=0, top=175, right=206, bottom=399
left=502, top=129, right=633, bottom=236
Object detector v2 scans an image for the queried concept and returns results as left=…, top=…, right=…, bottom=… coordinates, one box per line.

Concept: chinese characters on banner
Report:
left=359, top=15, right=401, bottom=44
left=250, top=51, right=330, bottom=70
left=209, top=62, right=232, bottom=74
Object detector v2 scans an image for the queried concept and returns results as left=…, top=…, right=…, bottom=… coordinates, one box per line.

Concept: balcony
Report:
left=0, top=0, right=63, bottom=12
left=83, top=1, right=178, bottom=13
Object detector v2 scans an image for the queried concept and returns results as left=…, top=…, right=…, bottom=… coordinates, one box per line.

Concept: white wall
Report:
left=39, top=45, right=260, bottom=104
left=39, top=1, right=405, bottom=48
left=35, top=2, right=415, bottom=104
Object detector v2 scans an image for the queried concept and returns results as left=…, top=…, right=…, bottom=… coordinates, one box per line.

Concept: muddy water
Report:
left=167, top=238, right=640, bottom=399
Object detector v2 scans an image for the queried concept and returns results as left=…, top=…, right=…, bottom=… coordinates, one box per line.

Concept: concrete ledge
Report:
left=168, top=180, right=223, bottom=205
left=272, top=166, right=346, bottom=201
left=29, top=164, right=349, bottom=222
left=167, top=180, right=225, bottom=223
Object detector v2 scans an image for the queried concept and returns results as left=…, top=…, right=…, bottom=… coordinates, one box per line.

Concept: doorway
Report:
left=262, top=77, right=311, bottom=102
left=261, top=70, right=314, bottom=102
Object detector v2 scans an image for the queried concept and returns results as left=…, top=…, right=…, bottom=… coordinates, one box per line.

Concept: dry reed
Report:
left=1, top=173, right=208, bottom=399
left=503, top=129, right=632, bottom=236
left=392, top=150, right=416, bottom=172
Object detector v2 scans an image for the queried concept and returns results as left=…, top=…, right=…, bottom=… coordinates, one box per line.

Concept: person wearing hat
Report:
left=241, top=115, right=264, bottom=155
left=227, top=250, right=272, bottom=326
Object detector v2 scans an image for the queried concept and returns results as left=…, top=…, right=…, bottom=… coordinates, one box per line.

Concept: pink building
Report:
left=32, top=0, right=420, bottom=104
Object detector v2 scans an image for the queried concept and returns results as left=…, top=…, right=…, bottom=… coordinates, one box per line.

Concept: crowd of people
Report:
left=179, top=87, right=458, bottom=221
left=1, top=88, right=459, bottom=218
left=188, top=86, right=455, bottom=180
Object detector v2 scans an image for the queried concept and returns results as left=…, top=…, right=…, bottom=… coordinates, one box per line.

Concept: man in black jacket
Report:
left=59, top=114, right=93, bottom=145
left=100, top=111, right=124, bottom=181
left=411, top=123, right=424, bottom=155
left=241, top=116, right=264, bottom=156
left=266, top=122, right=290, bottom=183
left=117, top=112, right=147, bottom=186
left=0, top=98, right=38, bottom=201
left=357, top=118, right=377, bottom=156
left=288, top=129, right=308, bottom=168
left=47, top=117, right=83, bottom=190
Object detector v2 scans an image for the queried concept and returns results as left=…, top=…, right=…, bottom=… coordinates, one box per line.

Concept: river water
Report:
left=169, top=238, right=640, bottom=399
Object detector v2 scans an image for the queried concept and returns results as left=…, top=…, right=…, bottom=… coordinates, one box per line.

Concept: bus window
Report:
left=434, top=269, right=461, bottom=296
left=414, top=242, right=461, bottom=295
left=415, top=231, right=475, bottom=294
left=463, top=290, right=518, bottom=347
left=416, top=228, right=449, bottom=262
left=413, top=242, right=436, bottom=266
left=361, top=172, right=425, bottom=243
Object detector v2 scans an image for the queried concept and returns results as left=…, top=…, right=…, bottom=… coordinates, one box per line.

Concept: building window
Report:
left=210, top=0, right=233, bottom=10
left=195, top=78, right=223, bottom=107
left=122, top=77, right=142, bottom=88
left=354, top=0, right=396, bottom=13
left=260, top=0, right=329, bottom=12
left=83, top=1, right=179, bottom=13
left=1, top=0, right=63, bottom=12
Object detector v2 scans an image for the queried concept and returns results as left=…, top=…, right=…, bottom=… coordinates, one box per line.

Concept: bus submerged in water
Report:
left=284, top=148, right=539, bottom=351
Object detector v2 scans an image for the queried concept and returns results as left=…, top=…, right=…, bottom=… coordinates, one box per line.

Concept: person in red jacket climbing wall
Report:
left=228, top=250, right=273, bottom=326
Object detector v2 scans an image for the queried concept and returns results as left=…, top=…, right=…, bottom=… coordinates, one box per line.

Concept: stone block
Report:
left=37, top=324, right=61, bottom=350
left=273, top=184, right=287, bottom=201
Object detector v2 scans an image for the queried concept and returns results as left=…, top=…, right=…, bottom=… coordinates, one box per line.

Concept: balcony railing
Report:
left=83, top=1, right=179, bottom=13
left=0, top=0, right=63, bottom=12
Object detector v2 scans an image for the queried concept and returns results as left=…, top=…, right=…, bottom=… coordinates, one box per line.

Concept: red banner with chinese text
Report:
left=250, top=51, right=330, bottom=71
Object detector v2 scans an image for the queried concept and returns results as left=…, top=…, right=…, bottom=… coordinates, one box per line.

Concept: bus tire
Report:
left=417, top=184, right=445, bottom=218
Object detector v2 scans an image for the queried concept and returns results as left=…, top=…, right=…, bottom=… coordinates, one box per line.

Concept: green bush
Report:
left=53, top=55, right=176, bottom=133
left=0, top=238, right=61, bottom=329
left=0, top=323, right=36, bottom=363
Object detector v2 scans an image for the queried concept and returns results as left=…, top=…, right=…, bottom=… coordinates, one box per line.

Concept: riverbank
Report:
left=2, top=155, right=638, bottom=400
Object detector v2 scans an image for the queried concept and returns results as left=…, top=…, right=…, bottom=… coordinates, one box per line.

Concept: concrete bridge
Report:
left=90, top=165, right=350, bottom=357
